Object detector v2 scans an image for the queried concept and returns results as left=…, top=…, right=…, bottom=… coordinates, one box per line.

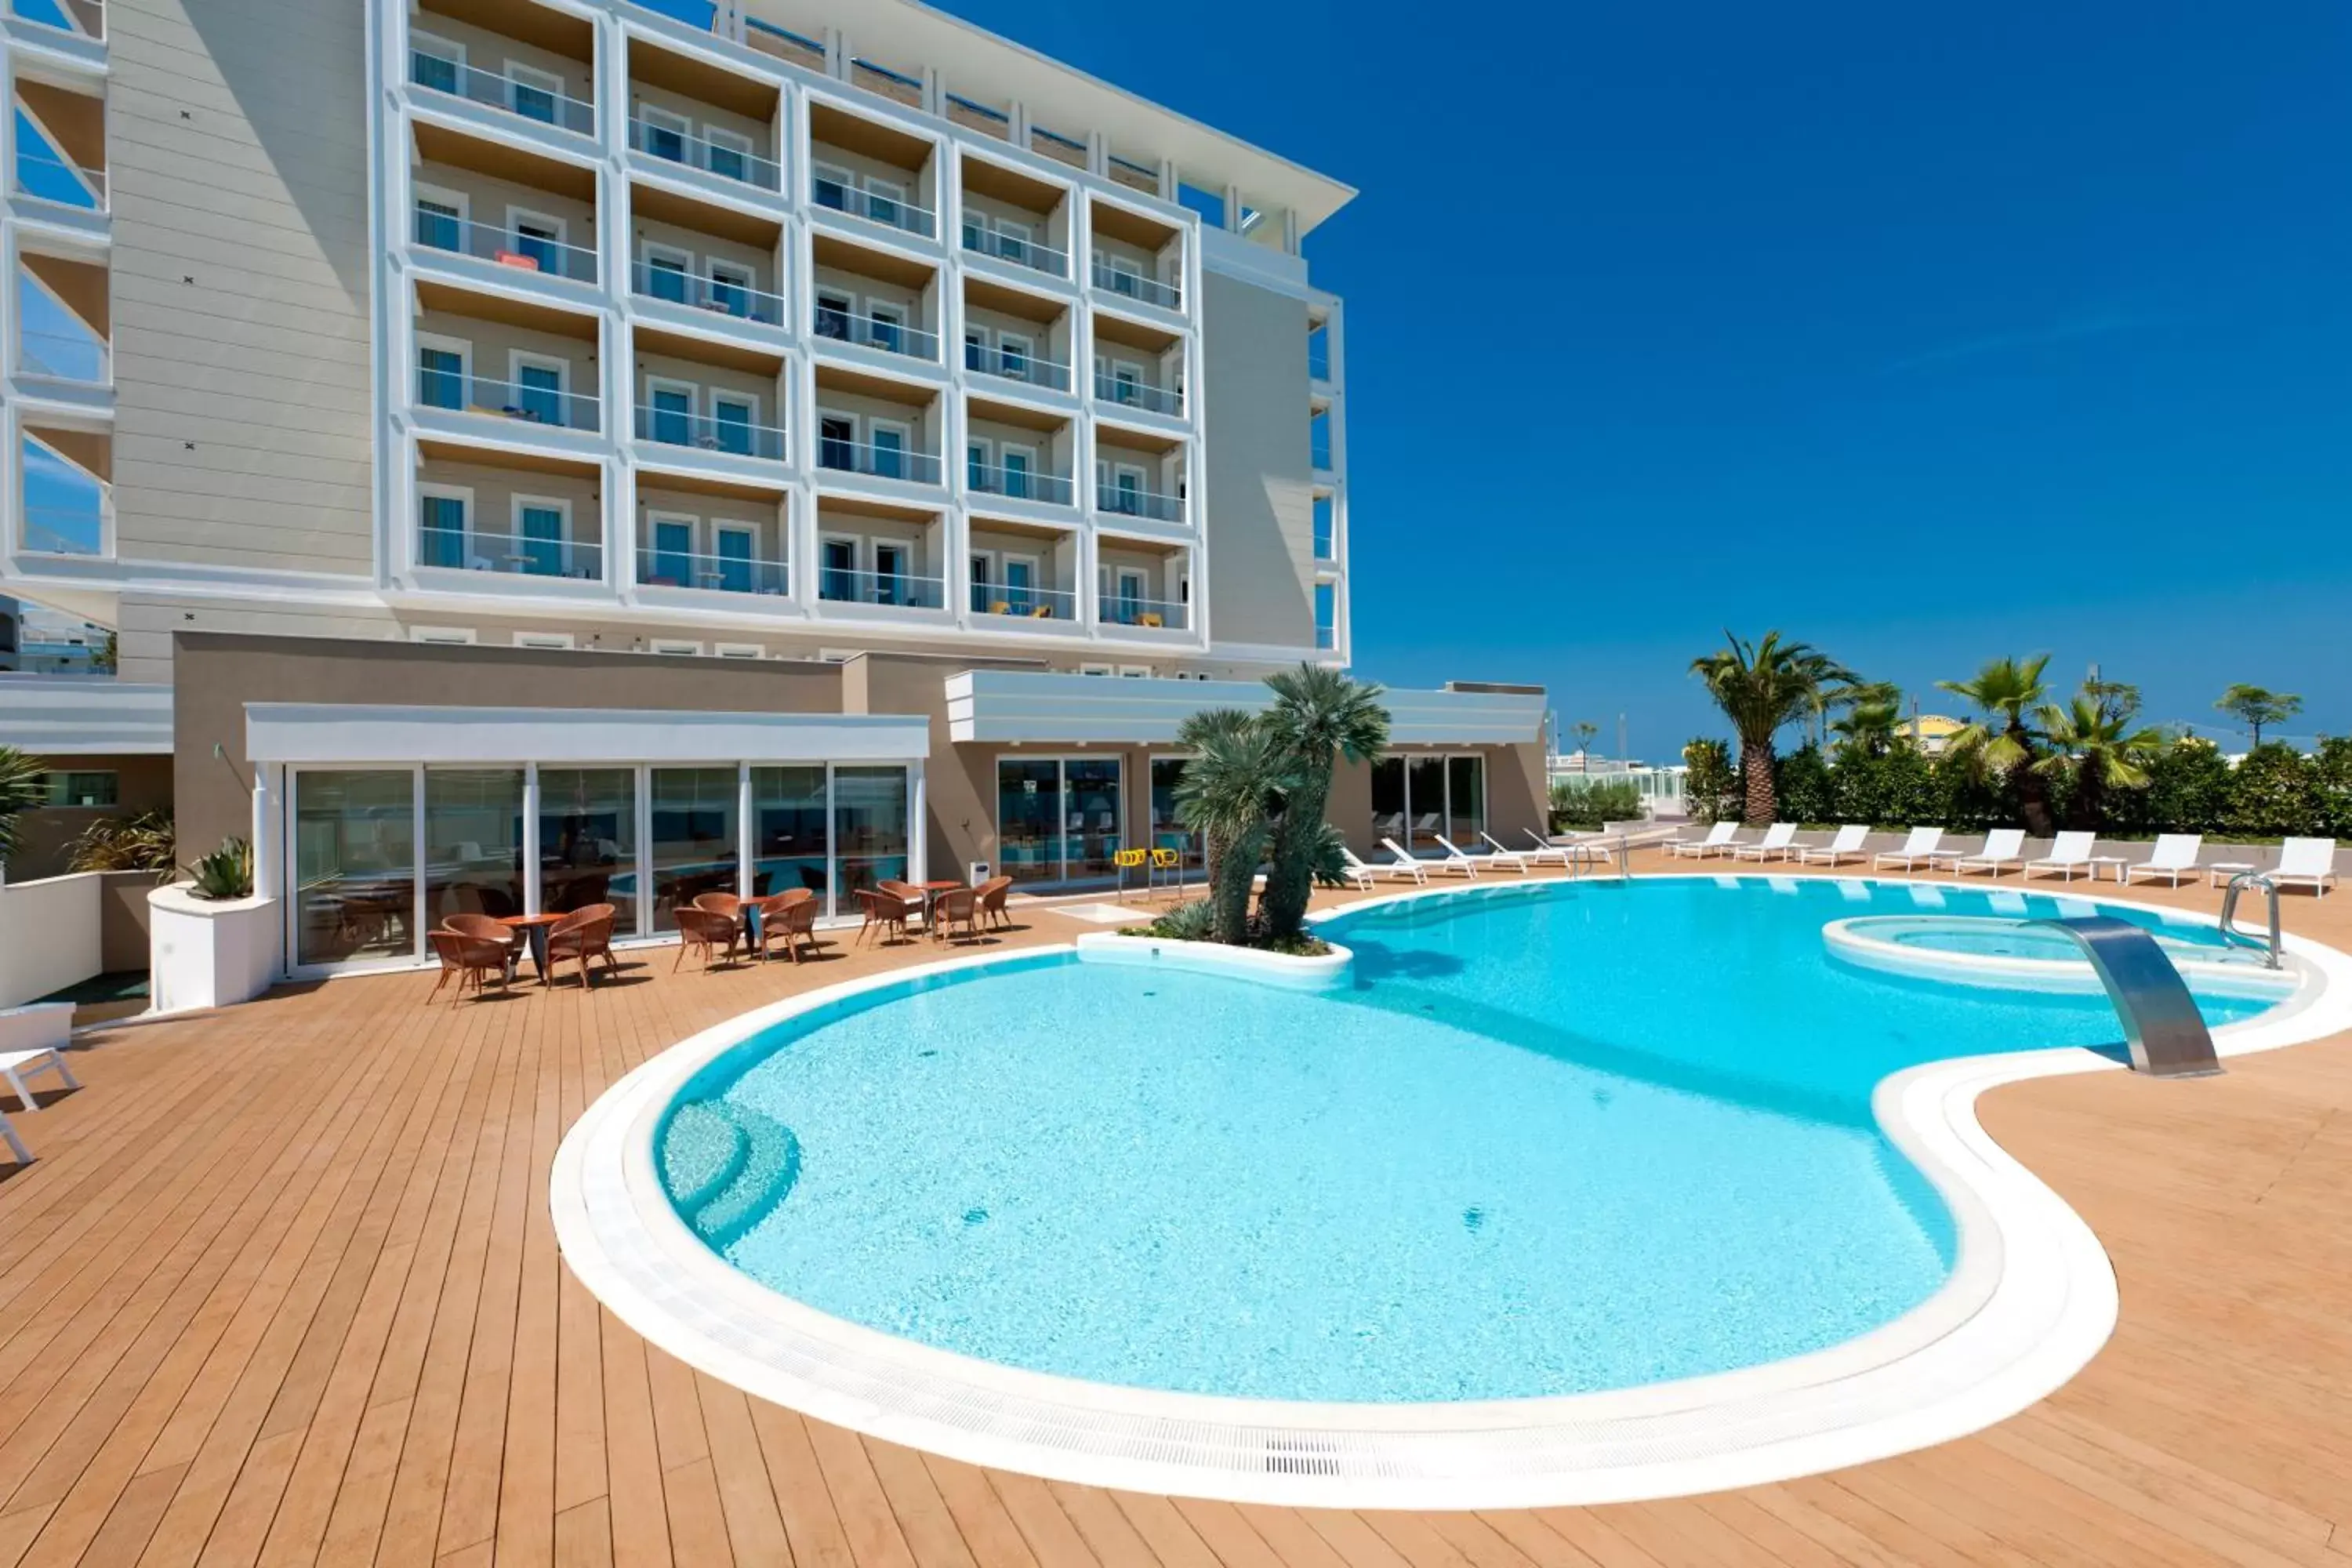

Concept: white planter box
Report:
left=1073, top=931, right=1353, bottom=990
left=0, top=872, right=102, bottom=1010
left=148, top=886, right=281, bottom=1015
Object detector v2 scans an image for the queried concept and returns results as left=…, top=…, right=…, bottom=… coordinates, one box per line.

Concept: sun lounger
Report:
left=1730, top=823, right=1798, bottom=862
left=2123, top=834, right=2202, bottom=887
left=2025, top=830, right=2099, bottom=881
left=1871, top=826, right=1945, bottom=871
left=1341, top=845, right=1425, bottom=887
left=1503, top=830, right=1570, bottom=868
left=0, top=1045, right=78, bottom=1112
left=1951, top=827, right=2028, bottom=878
left=2272, top=837, right=2338, bottom=898
left=1666, top=821, right=1740, bottom=858
left=1795, top=825, right=1870, bottom=865
left=1439, top=833, right=1526, bottom=873
left=1386, top=835, right=1476, bottom=878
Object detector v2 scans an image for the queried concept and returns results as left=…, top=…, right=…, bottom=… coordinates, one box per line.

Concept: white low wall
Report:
left=1072, top=931, right=1354, bottom=990
left=0, top=871, right=103, bottom=1010
left=148, top=886, right=281, bottom=1015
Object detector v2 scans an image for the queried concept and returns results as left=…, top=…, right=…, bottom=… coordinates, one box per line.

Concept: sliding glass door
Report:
left=423, top=767, right=525, bottom=924
left=1367, top=754, right=1488, bottom=856
left=996, top=757, right=1123, bottom=886
left=648, top=768, right=739, bottom=931
left=539, top=768, right=637, bottom=935
left=292, top=770, right=416, bottom=969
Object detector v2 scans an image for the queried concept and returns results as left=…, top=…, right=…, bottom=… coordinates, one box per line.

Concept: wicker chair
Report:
left=932, top=886, right=982, bottom=943
left=545, top=904, right=618, bottom=989
left=428, top=929, right=512, bottom=1003
left=444, top=912, right=525, bottom=976
left=755, top=891, right=821, bottom=964
left=691, top=891, right=748, bottom=955
left=852, top=887, right=916, bottom=946
left=673, top=906, right=741, bottom=971
left=974, top=874, right=1014, bottom=931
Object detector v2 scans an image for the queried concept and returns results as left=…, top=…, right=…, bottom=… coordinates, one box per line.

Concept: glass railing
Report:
left=6, top=0, right=105, bottom=41
left=960, top=221, right=1066, bottom=278
left=1311, top=437, right=1334, bottom=469
left=412, top=205, right=598, bottom=284
left=816, top=567, right=945, bottom=608
left=627, top=118, right=780, bottom=192
left=1095, top=483, right=1183, bottom=524
left=408, top=50, right=594, bottom=136
left=19, top=506, right=107, bottom=556
left=633, top=405, right=786, bottom=461
left=416, top=525, right=604, bottom=579
left=1308, top=339, right=1332, bottom=381
left=964, top=343, right=1072, bottom=393
left=630, top=262, right=786, bottom=326
left=965, top=463, right=1073, bottom=506
left=811, top=308, right=938, bottom=362
left=415, top=367, right=600, bottom=430
left=1091, top=260, right=1181, bottom=310
left=16, top=328, right=108, bottom=384
left=970, top=584, right=1076, bottom=620
left=1100, top=595, right=1189, bottom=630
left=637, top=545, right=787, bottom=595
left=810, top=173, right=935, bottom=238
left=13, top=147, right=105, bottom=210
left=1093, top=373, right=1181, bottom=417
left=816, top=438, right=942, bottom=485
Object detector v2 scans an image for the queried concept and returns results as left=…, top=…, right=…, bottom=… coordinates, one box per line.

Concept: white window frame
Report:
left=514, top=630, right=575, bottom=649
left=1000, top=551, right=1040, bottom=590
left=505, top=205, right=567, bottom=249
left=713, top=641, right=764, bottom=659
left=504, top=61, right=566, bottom=117
left=412, top=31, right=464, bottom=68
left=414, top=180, right=470, bottom=224
left=648, top=638, right=704, bottom=656
left=707, top=387, right=761, bottom=433
left=414, top=332, right=472, bottom=396
left=642, top=239, right=695, bottom=273
left=710, top=520, right=760, bottom=582
left=818, top=532, right=864, bottom=593
left=408, top=625, right=477, bottom=644
left=638, top=103, right=694, bottom=147
left=865, top=299, right=907, bottom=332
left=997, top=331, right=1035, bottom=374
left=862, top=174, right=907, bottom=207
left=706, top=257, right=753, bottom=292
left=813, top=160, right=856, bottom=194
left=643, top=376, right=699, bottom=439
left=510, top=493, right=575, bottom=572
left=704, top=125, right=755, bottom=162
left=509, top=349, right=569, bottom=398
left=1077, top=662, right=1115, bottom=677
left=416, top=481, right=474, bottom=568
left=644, top=510, right=701, bottom=580
left=867, top=416, right=913, bottom=457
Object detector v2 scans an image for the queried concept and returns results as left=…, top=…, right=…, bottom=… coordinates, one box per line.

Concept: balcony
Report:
left=1095, top=480, right=1183, bottom=524
left=812, top=302, right=938, bottom=365
left=1091, top=259, right=1181, bottom=312
left=418, top=523, right=603, bottom=579
left=19, top=503, right=107, bottom=556
left=1098, top=593, right=1189, bottom=631
left=970, top=583, right=1076, bottom=621
left=637, top=543, right=787, bottom=597
left=811, top=172, right=935, bottom=241
left=965, top=460, right=1073, bottom=507
left=13, top=143, right=104, bottom=215
left=817, top=435, right=942, bottom=486
left=964, top=339, right=1070, bottom=394
left=628, top=117, right=780, bottom=194
left=6, top=0, right=103, bottom=42
left=630, top=260, right=786, bottom=328
left=1094, top=370, right=1181, bottom=418
left=633, top=403, right=786, bottom=463
left=16, top=324, right=107, bottom=387
left=415, top=361, right=598, bottom=433
left=816, top=565, right=945, bottom=609
left=960, top=220, right=1065, bottom=280
left=408, top=49, right=594, bottom=138
left=412, top=204, right=597, bottom=285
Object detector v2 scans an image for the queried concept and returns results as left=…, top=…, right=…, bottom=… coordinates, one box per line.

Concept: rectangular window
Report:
left=1310, top=408, right=1333, bottom=470
left=705, top=128, right=753, bottom=183
left=751, top=765, right=829, bottom=908
left=714, top=525, right=755, bottom=592
left=1312, top=494, right=1335, bottom=560
left=1149, top=758, right=1201, bottom=871
left=815, top=291, right=853, bottom=341
left=819, top=535, right=858, bottom=600
left=517, top=503, right=564, bottom=576
left=423, top=767, right=525, bottom=924
left=833, top=766, right=908, bottom=905
left=650, top=384, right=693, bottom=445
left=818, top=415, right=856, bottom=470
left=996, top=759, right=1062, bottom=885
left=415, top=198, right=463, bottom=251
left=513, top=216, right=563, bottom=275
left=1001, top=446, right=1033, bottom=499
left=292, top=769, right=417, bottom=967
left=417, top=346, right=466, bottom=409
left=645, top=251, right=690, bottom=303
left=411, top=43, right=460, bottom=95
left=506, top=64, right=563, bottom=125
left=419, top=493, right=467, bottom=568
left=1446, top=755, right=1486, bottom=847
left=1406, top=757, right=1446, bottom=851
left=708, top=263, right=752, bottom=317
left=42, top=769, right=117, bottom=807
left=869, top=423, right=907, bottom=480
left=1315, top=582, right=1337, bottom=650
left=640, top=107, right=690, bottom=163
left=539, top=767, right=637, bottom=936
left=712, top=396, right=755, bottom=456
left=649, top=516, right=693, bottom=585
left=648, top=767, right=739, bottom=931
left=1369, top=756, right=1406, bottom=847
left=515, top=361, right=564, bottom=424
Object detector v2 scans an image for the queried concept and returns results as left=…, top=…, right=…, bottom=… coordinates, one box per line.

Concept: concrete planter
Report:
left=148, top=885, right=280, bottom=1015
left=1072, top=930, right=1353, bottom=990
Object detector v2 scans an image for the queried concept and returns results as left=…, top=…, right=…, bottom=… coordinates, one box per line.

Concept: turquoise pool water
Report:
left=657, top=877, right=2274, bottom=1403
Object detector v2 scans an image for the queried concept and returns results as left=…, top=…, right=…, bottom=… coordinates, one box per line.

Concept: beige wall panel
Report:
left=1198, top=270, right=1312, bottom=652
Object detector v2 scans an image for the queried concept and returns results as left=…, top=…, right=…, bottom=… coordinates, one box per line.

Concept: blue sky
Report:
left=930, top=0, right=2352, bottom=757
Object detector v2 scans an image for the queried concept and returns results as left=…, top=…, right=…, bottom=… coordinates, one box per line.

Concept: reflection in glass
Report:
left=1447, top=755, right=1486, bottom=847
left=752, top=766, right=829, bottom=907
left=1149, top=758, right=1201, bottom=870
left=834, top=766, right=909, bottom=902
left=996, top=759, right=1060, bottom=884
left=294, top=770, right=416, bottom=967
left=1063, top=758, right=1122, bottom=881
left=539, top=768, right=637, bottom=936
left=1406, top=757, right=1446, bottom=851
left=424, top=768, right=524, bottom=925
left=1369, top=756, right=1406, bottom=847
left=650, top=768, right=738, bottom=931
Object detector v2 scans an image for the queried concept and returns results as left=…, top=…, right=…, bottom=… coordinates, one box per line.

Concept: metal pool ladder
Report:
left=2217, top=870, right=2284, bottom=970
left=2031, top=916, right=2223, bottom=1078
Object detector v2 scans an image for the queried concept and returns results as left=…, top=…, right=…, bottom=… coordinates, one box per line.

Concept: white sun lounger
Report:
left=1730, top=823, right=1798, bottom=862
left=0, top=1107, right=27, bottom=1165
left=1666, top=822, right=1740, bottom=858
left=1386, top=835, right=1476, bottom=878
left=1505, top=830, right=1572, bottom=868
left=1795, top=825, right=1870, bottom=865
left=2273, top=837, right=2338, bottom=898
left=2024, top=830, right=2099, bottom=881
left=1872, top=827, right=1945, bottom=871
left=1951, top=827, right=2028, bottom=878
left=1343, top=845, right=1426, bottom=887
left=2124, top=833, right=2203, bottom=887
left=0, top=1045, right=78, bottom=1112
left=1440, top=833, right=1526, bottom=873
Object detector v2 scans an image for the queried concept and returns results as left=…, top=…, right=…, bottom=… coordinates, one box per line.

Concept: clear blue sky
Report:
left=931, top=0, right=2352, bottom=757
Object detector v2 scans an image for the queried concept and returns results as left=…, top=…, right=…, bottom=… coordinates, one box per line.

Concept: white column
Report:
left=250, top=766, right=278, bottom=899
left=737, top=761, right=754, bottom=899
left=909, top=760, right=927, bottom=882
left=522, top=763, right=542, bottom=913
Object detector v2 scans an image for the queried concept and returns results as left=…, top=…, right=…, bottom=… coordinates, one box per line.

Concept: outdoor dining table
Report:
left=497, top=911, right=568, bottom=982
left=914, top=879, right=964, bottom=938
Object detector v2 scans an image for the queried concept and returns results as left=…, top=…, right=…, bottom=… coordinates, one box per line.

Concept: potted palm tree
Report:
left=1689, top=632, right=1854, bottom=826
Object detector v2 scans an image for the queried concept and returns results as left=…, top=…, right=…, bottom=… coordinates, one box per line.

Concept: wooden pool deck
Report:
left=2, top=858, right=2348, bottom=1567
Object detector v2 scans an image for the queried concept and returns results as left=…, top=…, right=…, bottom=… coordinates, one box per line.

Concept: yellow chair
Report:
left=1112, top=846, right=1149, bottom=902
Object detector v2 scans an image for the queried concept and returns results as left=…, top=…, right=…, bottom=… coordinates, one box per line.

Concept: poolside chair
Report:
left=1386, top=835, right=1476, bottom=878
left=545, top=905, right=618, bottom=989
left=1665, top=821, right=1740, bottom=858
left=2123, top=834, right=2203, bottom=887
left=1510, top=830, right=1574, bottom=868
left=445, top=911, right=526, bottom=975
left=1871, top=826, right=1945, bottom=871
left=752, top=891, right=820, bottom=964
left=975, top=875, right=1015, bottom=929
left=428, top=929, right=513, bottom=1003
left=1951, top=827, right=2028, bottom=878
left=1794, top=824, right=1870, bottom=866
left=0, top=1105, right=28, bottom=1164
left=1730, top=823, right=1798, bottom=862
left=1439, top=833, right=1526, bottom=873
left=853, top=886, right=918, bottom=946
left=1344, top=845, right=1427, bottom=886
left=0, top=1042, right=78, bottom=1110
left=673, top=907, right=742, bottom=971
left=2273, top=837, right=2338, bottom=898
left=932, top=886, right=984, bottom=942
left=2024, top=831, right=2099, bottom=881
left=692, top=891, right=750, bottom=954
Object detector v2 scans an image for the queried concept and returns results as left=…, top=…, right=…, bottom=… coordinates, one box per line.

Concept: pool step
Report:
left=659, top=1098, right=803, bottom=1247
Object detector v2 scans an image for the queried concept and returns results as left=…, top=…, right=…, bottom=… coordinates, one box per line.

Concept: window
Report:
left=423, top=767, right=525, bottom=924
left=416, top=343, right=466, bottom=410
left=649, top=767, right=735, bottom=931
left=872, top=540, right=909, bottom=604
left=866, top=302, right=906, bottom=354
left=818, top=415, right=856, bottom=470
left=964, top=327, right=988, bottom=372
left=834, top=766, right=909, bottom=903
left=506, top=64, right=564, bottom=125
left=713, top=524, right=756, bottom=591
left=715, top=642, right=764, bottom=659
left=539, top=768, right=636, bottom=935
left=966, top=437, right=992, bottom=491
left=994, top=219, right=1033, bottom=267
left=862, top=176, right=906, bottom=228
left=1149, top=757, right=1201, bottom=869
left=1115, top=569, right=1147, bottom=623
left=995, top=757, right=1120, bottom=886
left=514, top=497, right=567, bottom=576
left=1315, top=582, right=1337, bottom=650
left=639, top=106, right=690, bottom=163
left=413, top=185, right=466, bottom=251
left=648, top=381, right=694, bottom=445
left=514, top=631, right=575, bottom=649
left=711, top=394, right=756, bottom=456
left=1307, top=321, right=1331, bottom=380
left=819, top=535, right=858, bottom=601
left=704, top=127, right=753, bottom=183
left=643, top=246, right=691, bottom=303
left=708, top=262, right=753, bottom=318
left=812, top=162, right=853, bottom=211
left=1000, top=445, right=1034, bottom=499
left=512, top=354, right=566, bottom=424
left=648, top=514, right=695, bottom=585
left=509, top=210, right=564, bottom=275
left=998, top=333, right=1034, bottom=381
left=868, top=420, right=909, bottom=480
left=814, top=290, right=853, bottom=341
left=42, top=769, right=117, bottom=808
left=1312, top=494, right=1335, bottom=560
left=292, top=769, right=416, bottom=967
left=419, top=489, right=468, bottom=568
left=411, top=34, right=462, bottom=95
left=408, top=626, right=477, bottom=644
left=752, top=766, right=828, bottom=905
left=648, top=639, right=703, bottom=655
left=1310, top=408, right=1333, bottom=469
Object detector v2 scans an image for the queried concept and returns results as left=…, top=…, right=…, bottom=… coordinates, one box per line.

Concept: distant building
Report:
left=1908, top=713, right=1965, bottom=757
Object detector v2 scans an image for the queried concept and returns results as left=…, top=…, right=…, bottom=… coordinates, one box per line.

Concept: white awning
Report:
left=944, top=671, right=1545, bottom=746
left=245, top=703, right=931, bottom=765
left=0, top=677, right=173, bottom=755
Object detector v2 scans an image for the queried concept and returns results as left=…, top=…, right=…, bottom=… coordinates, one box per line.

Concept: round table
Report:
left=497, top=912, right=568, bottom=981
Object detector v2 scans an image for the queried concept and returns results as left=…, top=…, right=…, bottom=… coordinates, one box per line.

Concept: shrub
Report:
left=2143, top=736, right=2230, bottom=835
left=66, top=809, right=177, bottom=879
left=1774, top=744, right=1835, bottom=825
left=2223, top=744, right=2320, bottom=839
left=1550, top=778, right=1642, bottom=830
left=1142, top=898, right=1217, bottom=942
left=1682, top=738, right=1736, bottom=822
left=2310, top=736, right=2352, bottom=837
left=1832, top=741, right=1935, bottom=826
left=185, top=837, right=253, bottom=901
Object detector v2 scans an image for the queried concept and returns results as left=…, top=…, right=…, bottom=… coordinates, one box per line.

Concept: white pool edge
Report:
left=548, top=873, right=2352, bottom=1508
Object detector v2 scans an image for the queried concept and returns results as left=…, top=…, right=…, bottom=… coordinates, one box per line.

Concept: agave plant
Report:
left=185, top=837, right=254, bottom=901
left=1256, top=664, right=1389, bottom=941
left=66, top=809, right=178, bottom=880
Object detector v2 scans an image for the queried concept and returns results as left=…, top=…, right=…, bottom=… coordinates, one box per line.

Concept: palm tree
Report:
left=1830, top=687, right=1904, bottom=757
left=0, top=744, right=48, bottom=867
left=1258, top=665, right=1389, bottom=940
left=1173, top=708, right=1251, bottom=896
left=2034, top=691, right=2167, bottom=831
left=1689, top=632, right=1853, bottom=825
left=1936, top=655, right=2056, bottom=835
left=1171, top=711, right=1295, bottom=944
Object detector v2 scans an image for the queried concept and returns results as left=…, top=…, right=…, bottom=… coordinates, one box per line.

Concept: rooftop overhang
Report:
left=944, top=672, right=1547, bottom=747
left=244, top=704, right=930, bottom=765
left=0, top=677, right=173, bottom=755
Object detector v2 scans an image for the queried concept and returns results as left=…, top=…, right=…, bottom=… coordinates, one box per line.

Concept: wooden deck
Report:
left=2, top=859, right=2349, bottom=1567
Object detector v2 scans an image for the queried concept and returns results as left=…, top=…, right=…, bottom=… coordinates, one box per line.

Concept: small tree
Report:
left=2215, top=684, right=2301, bottom=749
left=2146, top=736, right=2231, bottom=835
left=1570, top=720, right=1599, bottom=760
left=2223, top=744, right=2320, bottom=839
left=1257, top=664, right=1389, bottom=942
left=1681, top=738, right=1736, bottom=823
left=1688, top=631, right=1853, bottom=825
left=1936, top=655, right=2056, bottom=836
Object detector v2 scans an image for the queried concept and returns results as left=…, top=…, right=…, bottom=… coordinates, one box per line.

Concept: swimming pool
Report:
left=553, top=874, right=2350, bottom=1505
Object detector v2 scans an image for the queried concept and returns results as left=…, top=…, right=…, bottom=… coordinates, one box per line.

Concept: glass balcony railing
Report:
left=965, top=461, right=1073, bottom=506
left=960, top=220, right=1066, bottom=278
left=811, top=307, right=938, bottom=362
left=1095, top=482, right=1184, bottom=524
left=6, top=0, right=105, bottom=42
left=415, top=365, right=599, bottom=430
left=408, top=50, right=594, bottom=137
left=810, top=173, right=935, bottom=239
left=13, top=146, right=105, bottom=211
left=1093, top=372, right=1182, bottom=417
left=964, top=342, right=1071, bottom=394
left=817, top=437, right=942, bottom=485
left=1308, top=334, right=1333, bottom=381
left=417, top=525, right=604, bottom=579
left=630, top=261, right=786, bottom=326
left=633, top=404, right=786, bottom=462
left=637, top=544, right=788, bottom=595
left=16, top=327, right=109, bottom=385
left=970, top=583, right=1076, bottom=620
left=19, top=505, right=108, bottom=556
left=412, top=205, right=598, bottom=284
left=627, top=118, right=781, bottom=192
left=816, top=566, right=945, bottom=609
left=1100, top=594, right=1189, bottom=630
left=1091, top=260, right=1181, bottom=311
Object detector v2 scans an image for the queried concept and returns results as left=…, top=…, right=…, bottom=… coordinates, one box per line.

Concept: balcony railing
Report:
left=810, top=173, right=935, bottom=239
left=17, top=328, right=108, bottom=384
left=6, top=0, right=104, bottom=41
left=627, top=118, right=780, bottom=192
left=637, top=545, right=788, bottom=595
left=817, top=437, right=942, bottom=485
left=417, top=525, right=604, bottom=579
left=816, top=566, right=945, bottom=609
left=1099, top=594, right=1189, bottom=630
left=412, top=205, right=598, bottom=284
left=960, top=220, right=1066, bottom=278
left=1095, top=482, right=1183, bottom=524
left=633, top=405, right=786, bottom=462
left=416, top=366, right=600, bottom=431
left=1308, top=335, right=1332, bottom=381
left=19, top=505, right=108, bottom=556
left=13, top=146, right=105, bottom=211
left=408, top=50, right=594, bottom=137
left=631, top=261, right=786, bottom=326
left=970, top=584, right=1076, bottom=620
left=1092, top=260, right=1181, bottom=311
left=965, top=461, right=1073, bottom=506
left=811, top=307, right=938, bottom=362
left=1094, top=372, right=1182, bottom=418
left=964, top=342, right=1072, bottom=394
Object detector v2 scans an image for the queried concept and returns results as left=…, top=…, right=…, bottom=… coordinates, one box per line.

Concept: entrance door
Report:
left=996, top=759, right=1062, bottom=885
left=292, top=770, right=418, bottom=969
